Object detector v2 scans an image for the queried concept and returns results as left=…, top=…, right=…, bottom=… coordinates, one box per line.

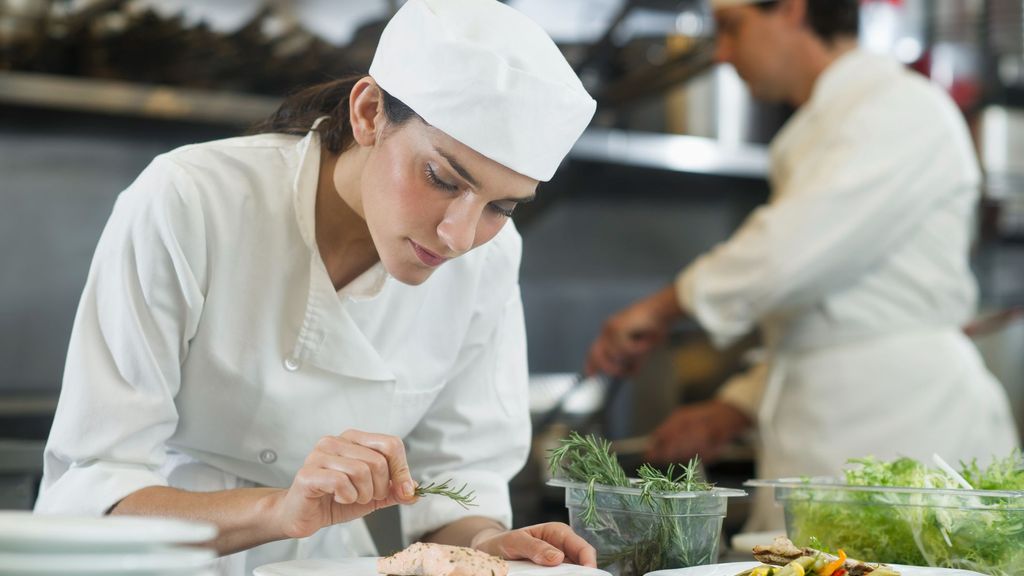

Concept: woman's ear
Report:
left=349, top=77, right=385, bottom=147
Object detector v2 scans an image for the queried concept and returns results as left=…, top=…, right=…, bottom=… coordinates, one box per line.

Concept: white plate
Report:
left=0, top=512, right=218, bottom=552
left=646, top=561, right=988, bottom=576
left=255, top=558, right=613, bottom=576
left=0, top=548, right=215, bottom=575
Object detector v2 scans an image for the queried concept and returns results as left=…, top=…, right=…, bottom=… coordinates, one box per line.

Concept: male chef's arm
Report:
left=404, top=231, right=596, bottom=568
left=588, top=88, right=976, bottom=371
left=35, top=158, right=415, bottom=555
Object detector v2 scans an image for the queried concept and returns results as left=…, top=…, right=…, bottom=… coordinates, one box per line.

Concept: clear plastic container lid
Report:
left=548, top=478, right=746, bottom=499
left=746, top=477, right=1024, bottom=511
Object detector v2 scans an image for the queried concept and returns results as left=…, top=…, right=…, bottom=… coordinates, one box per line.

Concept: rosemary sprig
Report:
left=637, top=460, right=711, bottom=506
left=548, top=431, right=630, bottom=525
left=414, top=479, right=478, bottom=509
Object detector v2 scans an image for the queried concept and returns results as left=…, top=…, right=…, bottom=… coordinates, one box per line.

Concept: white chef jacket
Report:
left=675, top=50, right=1020, bottom=529
left=36, top=126, right=532, bottom=575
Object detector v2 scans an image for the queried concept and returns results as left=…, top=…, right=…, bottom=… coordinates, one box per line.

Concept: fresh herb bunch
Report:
left=548, top=431, right=629, bottom=525
left=787, top=452, right=1024, bottom=576
left=414, top=479, right=477, bottom=509
left=548, top=431, right=720, bottom=576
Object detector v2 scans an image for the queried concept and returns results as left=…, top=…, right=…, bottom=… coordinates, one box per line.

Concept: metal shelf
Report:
left=0, top=72, right=770, bottom=179
left=570, top=127, right=769, bottom=179
left=0, top=71, right=280, bottom=125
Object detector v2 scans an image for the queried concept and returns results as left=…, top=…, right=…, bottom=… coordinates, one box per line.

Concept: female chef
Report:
left=35, top=0, right=597, bottom=574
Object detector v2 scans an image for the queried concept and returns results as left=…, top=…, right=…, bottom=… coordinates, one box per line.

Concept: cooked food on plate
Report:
left=378, top=542, right=509, bottom=576
left=736, top=537, right=900, bottom=576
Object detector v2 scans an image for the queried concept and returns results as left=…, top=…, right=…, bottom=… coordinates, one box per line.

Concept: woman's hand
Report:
left=471, top=522, right=597, bottom=568
left=273, top=429, right=418, bottom=539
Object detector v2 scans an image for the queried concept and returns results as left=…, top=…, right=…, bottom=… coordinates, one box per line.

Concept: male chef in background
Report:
left=586, top=0, right=1019, bottom=529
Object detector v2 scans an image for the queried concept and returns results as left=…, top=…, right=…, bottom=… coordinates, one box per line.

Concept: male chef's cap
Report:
left=369, top=0, right=596, bottom=182
left=710, top=0, right=774, bottom=9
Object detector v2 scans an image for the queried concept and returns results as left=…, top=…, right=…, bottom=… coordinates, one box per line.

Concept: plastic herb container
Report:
left=746, top=477, right=1024, bottom=576
left=548, top=478, right=746, bottom=576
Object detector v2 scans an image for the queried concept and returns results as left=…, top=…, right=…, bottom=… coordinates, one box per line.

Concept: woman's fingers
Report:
left=524, top=523, right=596, bottom=567
left=308, top=431, right=416, bottom=504
left=294, top=465, right=358, bottom=504
left=340, top=429, right=417, bottom=501
left=482, top=523, right=596, bottom=568
left=313, top=436, right=392, bottom=502
left=534, top=523, right=597, bottom=567
left=495, top=529, right=565, bottom=565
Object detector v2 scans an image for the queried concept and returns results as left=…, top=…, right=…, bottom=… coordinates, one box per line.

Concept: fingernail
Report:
left=403, top=481, right=415, bottom=498
left=544, top=550, right=560, bottom=562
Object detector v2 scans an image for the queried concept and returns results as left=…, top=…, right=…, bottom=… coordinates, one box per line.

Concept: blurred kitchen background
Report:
left=2, top=0, right=1023, bottom=552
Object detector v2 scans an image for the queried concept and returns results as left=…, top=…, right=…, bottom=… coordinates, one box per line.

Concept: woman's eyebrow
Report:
left=434, top=145, right=535, bottom=202
left=504, top=193, right=536, bottom=204
left=435, top=147, right=480, bottom=189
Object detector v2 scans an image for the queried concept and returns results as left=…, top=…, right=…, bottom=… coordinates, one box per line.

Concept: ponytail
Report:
left=250, top=75, right=419, bottom=154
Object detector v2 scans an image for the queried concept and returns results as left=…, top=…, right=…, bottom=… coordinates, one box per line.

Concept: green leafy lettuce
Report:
left=786, top=452, right=1024, bottom=575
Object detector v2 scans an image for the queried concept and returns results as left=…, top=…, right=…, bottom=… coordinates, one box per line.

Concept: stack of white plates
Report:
left=0, top=511, right=218, bottom=576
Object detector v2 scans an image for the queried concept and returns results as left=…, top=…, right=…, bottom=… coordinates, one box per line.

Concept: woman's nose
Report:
left=437, top=199, right=481, bottom=255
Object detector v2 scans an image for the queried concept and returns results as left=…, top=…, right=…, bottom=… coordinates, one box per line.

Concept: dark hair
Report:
left=756, top=0, right=859, bottom=43
left=249, top=75, right=420, bottom=154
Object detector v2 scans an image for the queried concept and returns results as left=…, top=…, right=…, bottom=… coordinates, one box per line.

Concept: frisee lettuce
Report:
left=785, top=451, right=1024, bottom=576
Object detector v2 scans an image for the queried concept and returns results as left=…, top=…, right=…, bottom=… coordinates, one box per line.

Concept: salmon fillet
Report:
left=378, top=543, right=510, bottom=576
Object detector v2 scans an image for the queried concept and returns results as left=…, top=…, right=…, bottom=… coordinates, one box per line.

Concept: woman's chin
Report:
left=386, top=262, right=435, bottom=286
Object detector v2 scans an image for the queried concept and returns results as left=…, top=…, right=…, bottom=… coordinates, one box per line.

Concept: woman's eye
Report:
left=426, top=165, right=458, bottom=193
left=489, top=203, right=515, bottom=218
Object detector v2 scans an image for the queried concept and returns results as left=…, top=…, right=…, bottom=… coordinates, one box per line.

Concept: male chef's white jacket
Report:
left=675, top=50, right=1020, bottom=529
left=36, top=126, right=531, bottom=575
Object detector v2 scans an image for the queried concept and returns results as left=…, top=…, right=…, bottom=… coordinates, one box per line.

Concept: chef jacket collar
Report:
left=804, top=49, right=894, bottom=114
left=292, top=117, right=392, bottom=301
left=770, top=49, right=892, bottom=174
left=287, top=119, right=396, bottom=381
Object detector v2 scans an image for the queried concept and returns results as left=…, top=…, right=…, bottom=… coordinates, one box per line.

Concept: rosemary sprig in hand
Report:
left=414, top=479, right=478, bottom=509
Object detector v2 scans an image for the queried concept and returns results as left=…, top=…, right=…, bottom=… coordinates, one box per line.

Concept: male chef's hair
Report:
left=756, top=0, right=858, bottom=43
left=250, top=75, right=419, bottom=154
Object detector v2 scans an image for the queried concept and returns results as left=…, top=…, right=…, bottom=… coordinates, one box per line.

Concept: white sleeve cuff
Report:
left=714, top=362, right=769, bottom=423
left=675, top=263, right=754, bottom=349
left=35, top=462, right=168, bottom=516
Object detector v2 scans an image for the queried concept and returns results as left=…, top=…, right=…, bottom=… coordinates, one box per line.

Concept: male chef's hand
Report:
left=645, top=400, right=751, bottom=464
left=274, top=429, right=418, bottom=539
left=586, top=286, right=683, bottom=377
left=471, top=522, right=597, bottom=568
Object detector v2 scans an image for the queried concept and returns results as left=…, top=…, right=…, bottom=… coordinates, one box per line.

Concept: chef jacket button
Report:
left=283, top=356, right=300, bottom=372
left=259, top=449, right=278, bottom=464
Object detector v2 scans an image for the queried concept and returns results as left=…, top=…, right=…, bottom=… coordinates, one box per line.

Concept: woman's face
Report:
left=340, top=81, right=538, bottom=286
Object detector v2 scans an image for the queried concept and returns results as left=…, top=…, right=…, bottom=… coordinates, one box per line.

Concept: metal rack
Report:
left=0, top=70, right=280, bottom=125
left=570, top=127, right=770, bottom=179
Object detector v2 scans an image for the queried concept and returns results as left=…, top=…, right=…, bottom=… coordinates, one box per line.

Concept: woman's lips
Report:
left=410, top=240, right=448, bottom=267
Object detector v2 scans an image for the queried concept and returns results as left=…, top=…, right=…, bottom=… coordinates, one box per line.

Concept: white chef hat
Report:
left=369, top=0, right=597, bottom=182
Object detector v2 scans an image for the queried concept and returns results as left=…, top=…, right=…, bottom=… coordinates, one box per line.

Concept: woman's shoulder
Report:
left=159, top=132, right=303, bottom=172
left=112, top=132, right=306, bottom=242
